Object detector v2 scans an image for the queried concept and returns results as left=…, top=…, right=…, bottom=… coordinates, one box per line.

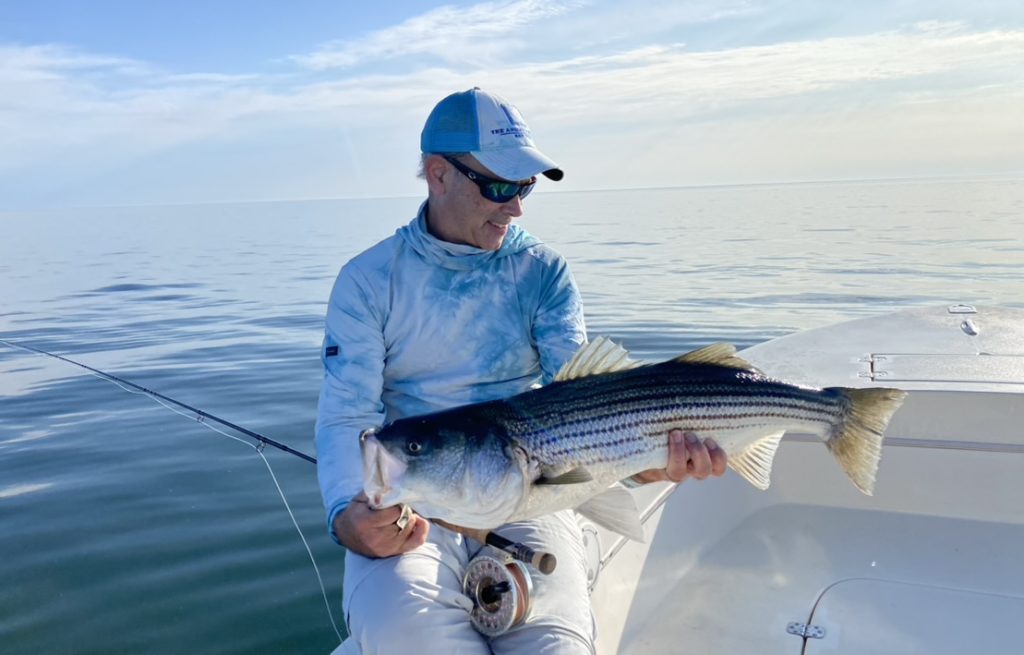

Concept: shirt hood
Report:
left=397, top=202, right=541, bottom=271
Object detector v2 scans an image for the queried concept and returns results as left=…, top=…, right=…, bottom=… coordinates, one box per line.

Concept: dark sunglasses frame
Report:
left=442, top=156, right=536, bottom=204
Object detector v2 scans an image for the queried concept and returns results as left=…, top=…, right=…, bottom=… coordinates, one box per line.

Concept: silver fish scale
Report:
left=501, top=366, right=846, bottom=468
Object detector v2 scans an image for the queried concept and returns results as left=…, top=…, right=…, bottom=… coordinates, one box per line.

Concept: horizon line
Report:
left=2, top=171, right=1021, bottom=213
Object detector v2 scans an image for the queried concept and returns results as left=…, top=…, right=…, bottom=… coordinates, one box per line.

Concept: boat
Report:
left=588, top=304, right=1024, bottom=654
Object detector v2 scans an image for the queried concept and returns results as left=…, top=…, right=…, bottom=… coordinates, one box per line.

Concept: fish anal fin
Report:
left=536, top=467, right=594, bottom=485
left=727, top=431, right=785, bottom=490
left=673, top=343, right=761, bottom=373
left=576, top=484, right=645, bottom=542
left=554, top=337, right=642, bottom=382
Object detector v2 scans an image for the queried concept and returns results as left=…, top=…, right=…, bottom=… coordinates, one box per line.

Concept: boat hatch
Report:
left=866, top=353, right=1024, bottom=384
left=800, top=578, right=1024, bottom=654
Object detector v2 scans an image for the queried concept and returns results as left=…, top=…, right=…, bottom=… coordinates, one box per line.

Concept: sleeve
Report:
left=530, top=254, right=646, bottom=487
left=314, top=263, right=387, bottom=543
left=531, top=253, right=587, bottom=383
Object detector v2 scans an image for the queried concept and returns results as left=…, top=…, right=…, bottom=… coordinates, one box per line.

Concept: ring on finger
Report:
left=394, top=504, right=412, bottom=532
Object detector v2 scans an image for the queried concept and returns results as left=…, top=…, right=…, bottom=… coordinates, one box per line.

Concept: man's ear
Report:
left=423, top=155, right=450, bottom=196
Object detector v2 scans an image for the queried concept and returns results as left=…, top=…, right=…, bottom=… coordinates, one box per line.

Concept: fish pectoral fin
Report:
left=672, top=343, right=762, bottom=373
left=554, top=337, right=643, bottom=382
left=536, top=467, right=594, bottom=485
left=727, top=431, right=785, bottom=490
left=576, top=484, right=645, bottom=542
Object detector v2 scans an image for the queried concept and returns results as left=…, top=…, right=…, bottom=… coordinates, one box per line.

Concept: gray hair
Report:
left=418, top=152, right=469, bottom=179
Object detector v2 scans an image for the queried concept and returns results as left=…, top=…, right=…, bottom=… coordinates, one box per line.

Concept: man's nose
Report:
left=502, top=194, right=524, bottom=217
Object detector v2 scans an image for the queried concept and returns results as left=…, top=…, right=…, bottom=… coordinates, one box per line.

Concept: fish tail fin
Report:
left=826, top=387, right=907, bottom=495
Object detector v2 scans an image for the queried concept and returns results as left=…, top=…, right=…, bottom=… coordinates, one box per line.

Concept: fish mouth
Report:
left=360, top=428, right=407, bottom=509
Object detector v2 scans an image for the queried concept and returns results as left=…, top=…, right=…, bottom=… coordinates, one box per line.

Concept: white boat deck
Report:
left=592, top=306, right=1024, bottom=654
left=618, top=478, right=1024, bottom=653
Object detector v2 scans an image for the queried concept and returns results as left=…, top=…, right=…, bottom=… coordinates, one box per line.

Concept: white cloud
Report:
left=0, top=43, right=148, bottom=78
left=516, top=21, right=1024, bottom=122
left=1, top=12, right=1022, bottom=206
left=291, top=0, right=588, bottom=70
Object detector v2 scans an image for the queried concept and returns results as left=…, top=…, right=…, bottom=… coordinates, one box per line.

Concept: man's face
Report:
left=439, top=157, right=529, bottom=251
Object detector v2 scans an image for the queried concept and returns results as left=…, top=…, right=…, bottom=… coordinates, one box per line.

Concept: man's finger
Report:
left=361, top=501, right=409, bottom=528
left=706, top=438, right=728, bottom=477
left=398, top=516, right=430, bottom=553
left=665, top=429, right=690, bottom=483
left=686, top=433, right=712, bottom=479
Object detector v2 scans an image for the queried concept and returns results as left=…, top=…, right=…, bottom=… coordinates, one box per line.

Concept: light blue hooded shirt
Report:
left=315, top=204, right=587, bottom=536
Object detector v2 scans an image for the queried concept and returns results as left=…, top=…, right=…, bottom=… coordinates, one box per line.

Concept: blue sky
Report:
left=2, top=0, right=1022, bottom=208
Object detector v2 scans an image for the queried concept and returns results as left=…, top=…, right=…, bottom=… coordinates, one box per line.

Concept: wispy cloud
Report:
left=1, top=6, right=1022, bottom=205
left=5, top=21, right=1022, bottom=140
left=0, top=44, right=293, bottom=173
left=290, top=0, right=587, bottom=69
left=516, top=21, right=1024, bottom=121
left=0, top=43, right=149, bottom=78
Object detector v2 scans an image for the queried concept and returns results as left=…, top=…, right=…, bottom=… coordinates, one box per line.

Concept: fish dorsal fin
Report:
left=727, top=431, right=785, bottom=490
left=536, top=467, right=594, bottom=485
left=555, top=337, right=642, bottom=382
left=673, top=343, right=760, bottom=372
left=576, top=484, right=646, bottom=542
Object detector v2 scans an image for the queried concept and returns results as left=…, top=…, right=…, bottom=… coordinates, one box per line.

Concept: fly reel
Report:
left=463, top=551, right=534, bottom=637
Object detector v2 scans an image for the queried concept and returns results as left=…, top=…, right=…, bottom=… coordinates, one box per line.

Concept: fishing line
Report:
left=0, top=338, right=342, bottom=644
left=0, top=339, right=316, bottom=462
left=129, top=389, right=344, bottom=644
left=2, top=338, right=558, bottom=638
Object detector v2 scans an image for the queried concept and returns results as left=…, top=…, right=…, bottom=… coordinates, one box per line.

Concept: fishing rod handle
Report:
left=435, top=521, right=557, bottom=575
left=484, top=532, right=557, bottom=575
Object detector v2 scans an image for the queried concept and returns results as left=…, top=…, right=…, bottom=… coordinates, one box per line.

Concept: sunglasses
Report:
left=443, top=156, right=536, bottom=204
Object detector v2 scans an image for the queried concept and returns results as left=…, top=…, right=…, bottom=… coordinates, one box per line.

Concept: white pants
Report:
left=340, top=510, right=596, bottom=654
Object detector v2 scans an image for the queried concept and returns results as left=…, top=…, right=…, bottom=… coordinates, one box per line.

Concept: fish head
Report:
left=359, top=412, right=527, bottom=529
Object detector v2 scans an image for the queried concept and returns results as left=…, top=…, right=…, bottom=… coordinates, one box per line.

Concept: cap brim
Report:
left=472, top=146, right=563, bottom=182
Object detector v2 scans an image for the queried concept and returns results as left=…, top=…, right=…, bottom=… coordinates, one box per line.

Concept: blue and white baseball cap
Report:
left=421, top=88, right=563, bottom=182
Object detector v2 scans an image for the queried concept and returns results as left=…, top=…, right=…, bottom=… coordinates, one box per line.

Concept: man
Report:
left=316, top=87, right=726, bottom=654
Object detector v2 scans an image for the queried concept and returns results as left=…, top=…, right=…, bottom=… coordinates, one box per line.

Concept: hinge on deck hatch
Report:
left=786, top=622, right=826, bottom=639
left=858, top=354, right=886, bottom=381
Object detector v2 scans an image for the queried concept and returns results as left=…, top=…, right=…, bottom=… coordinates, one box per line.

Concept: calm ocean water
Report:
left=1, top=178, right=1022, bottom=654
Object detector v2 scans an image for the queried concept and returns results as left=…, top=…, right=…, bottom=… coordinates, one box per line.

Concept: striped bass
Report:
left=360, top=338, right=907, bottom=540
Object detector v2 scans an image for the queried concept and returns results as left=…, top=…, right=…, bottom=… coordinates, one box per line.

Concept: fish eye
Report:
left=407, top=440, right=423, bottom=454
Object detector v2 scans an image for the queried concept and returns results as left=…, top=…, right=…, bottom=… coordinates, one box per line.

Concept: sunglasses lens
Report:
left=483, top=181, right=535, bottom=203
left=483, top=183, right=520, bottom=203
left=446, top=157, right=535, bottom=203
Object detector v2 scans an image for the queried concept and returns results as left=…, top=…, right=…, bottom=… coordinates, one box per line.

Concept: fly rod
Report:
left=0, top=338, right=556, bottom=573
left=0, top=338, right=315, bottom=463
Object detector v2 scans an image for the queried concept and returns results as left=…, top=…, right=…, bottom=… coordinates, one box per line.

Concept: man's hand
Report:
left=333, top=493, right=430, bottom=558
left=631, top=429, right=727, bottom=485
